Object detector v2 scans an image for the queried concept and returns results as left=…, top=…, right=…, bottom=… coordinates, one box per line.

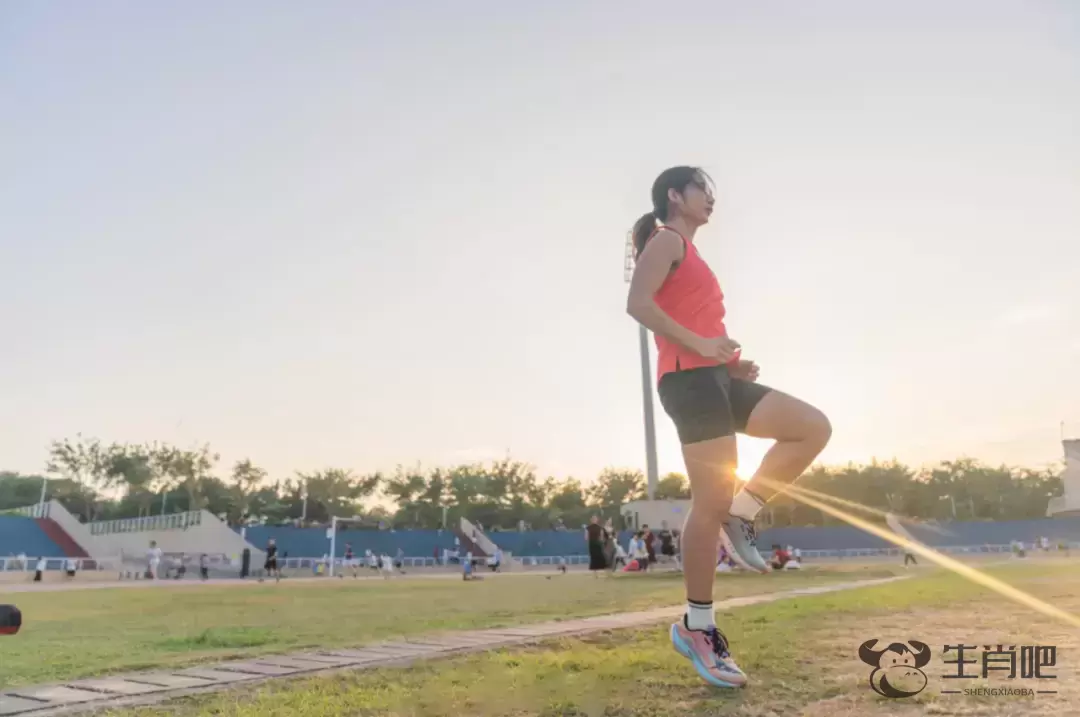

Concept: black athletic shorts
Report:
left=657, top=364, right=773, bottom=444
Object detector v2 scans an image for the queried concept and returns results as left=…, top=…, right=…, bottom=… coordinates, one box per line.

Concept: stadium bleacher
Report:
left=757, top=525, right=890, bottom=551
left=0, top=516, right=65, bottom=559
left=904, top=517, right=1080, bottom=547
left=239, top=516, right=1080, bottom=560
left=242, top=525, right=461, bottom=559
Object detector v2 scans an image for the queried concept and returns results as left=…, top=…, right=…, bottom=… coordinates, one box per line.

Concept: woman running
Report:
left=625, top=166, right=832, bottom=688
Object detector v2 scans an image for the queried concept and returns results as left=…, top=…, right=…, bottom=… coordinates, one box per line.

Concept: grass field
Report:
left=0, top=564, right=899, bottom=688
left=90, top=560, right=1080, bottom=717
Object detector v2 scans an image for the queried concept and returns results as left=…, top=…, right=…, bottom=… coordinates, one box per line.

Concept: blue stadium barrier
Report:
left=0, top=516, right=65, bottom=559
left=236, top=517, right=1080, bottom=560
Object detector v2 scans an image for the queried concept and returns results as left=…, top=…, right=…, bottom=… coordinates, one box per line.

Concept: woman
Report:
left=602, top=519, right=617, bottom=571
left=585, top=515, right=606, bottom=575
left=625, top=166, right=831, bottom=688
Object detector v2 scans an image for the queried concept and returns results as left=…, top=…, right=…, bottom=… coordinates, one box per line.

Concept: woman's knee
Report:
left=805, top=407, right=832, bottom=449
left=688, top=496, right=733, bottom=523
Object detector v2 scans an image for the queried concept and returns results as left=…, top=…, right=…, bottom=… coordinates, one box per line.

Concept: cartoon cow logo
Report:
left=858, top=639, right=931, bottom=698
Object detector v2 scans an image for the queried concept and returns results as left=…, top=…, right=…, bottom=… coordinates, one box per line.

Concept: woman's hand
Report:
left=729, top=359, right=760, bottom=382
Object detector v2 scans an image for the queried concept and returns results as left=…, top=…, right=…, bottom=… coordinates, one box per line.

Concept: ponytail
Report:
left=630, top=165, right=709, bottom=260
left=631, top=211, right=658, bottom=259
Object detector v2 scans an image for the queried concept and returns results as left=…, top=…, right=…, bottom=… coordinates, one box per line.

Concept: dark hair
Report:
left=630, top=166, right=712, bottom=258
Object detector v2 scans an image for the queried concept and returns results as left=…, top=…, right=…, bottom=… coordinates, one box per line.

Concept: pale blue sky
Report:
left=2, top=1, right=1077, bottom=485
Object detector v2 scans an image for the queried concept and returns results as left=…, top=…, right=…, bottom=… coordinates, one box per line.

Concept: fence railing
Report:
left=796, top=543, right=1069, bottom=559
left=3, top=543, right=1067, bottom=578
left=88, top=511, right=202, bottom=536
left=0, top=557, right=117, bottom=572
left=4, top=503, right=49, bottom=518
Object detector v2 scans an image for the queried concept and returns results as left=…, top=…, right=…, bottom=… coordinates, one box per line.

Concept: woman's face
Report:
left=670, top=173, right=715, bottom=226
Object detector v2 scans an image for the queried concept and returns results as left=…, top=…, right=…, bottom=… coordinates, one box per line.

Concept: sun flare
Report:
left=735, top=435, right=770, bottom=481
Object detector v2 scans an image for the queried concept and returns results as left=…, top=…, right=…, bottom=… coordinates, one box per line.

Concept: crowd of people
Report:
left=584, top=516, right=806, bottom=577
left=585, top=516, right=681, bottom=574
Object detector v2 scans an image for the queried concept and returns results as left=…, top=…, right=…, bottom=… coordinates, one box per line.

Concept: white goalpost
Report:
left=326, top=515, right=366, bottom=578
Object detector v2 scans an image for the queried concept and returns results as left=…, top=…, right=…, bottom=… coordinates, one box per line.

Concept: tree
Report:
left=148, top=443, right=182, bottom=514
left=0, top=471, right=86, bottom=514
left=104, top=444, right=156, bottom=517
left=171, top=444, right=219, bottom=512
left=589, top=468, right=646, bottom=515
left=384, top=466, right=428, bottom=526
left=655, top=472, right=691, bottom=500
left=45, top=434, right=109, bottom=520
left=231, top=459, right=268, bottom=523
left=198, top=476, right=237, bottom=519
left=547, top=478, right=590, bottom=527
left=296, top=468, right=378, bottom=523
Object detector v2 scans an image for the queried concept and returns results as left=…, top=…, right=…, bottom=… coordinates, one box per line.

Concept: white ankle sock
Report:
left=685, top=601, right=715, bottom=631
left=730, top=488, right=765, bottom=521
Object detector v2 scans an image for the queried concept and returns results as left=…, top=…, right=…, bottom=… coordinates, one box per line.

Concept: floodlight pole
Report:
left=625, top=235, right=658, bottom=500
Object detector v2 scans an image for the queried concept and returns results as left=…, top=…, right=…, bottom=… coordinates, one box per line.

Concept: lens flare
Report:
left=778, top=482, right=954, bottom=536
left=750, top=475, right=1080, bottom=630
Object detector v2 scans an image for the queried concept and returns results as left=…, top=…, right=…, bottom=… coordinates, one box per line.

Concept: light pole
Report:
left=37, top=477, right=47, bottom=517
left=625, top=234, right=659, bottom=500
left=328, top=516, right=338, bottom=577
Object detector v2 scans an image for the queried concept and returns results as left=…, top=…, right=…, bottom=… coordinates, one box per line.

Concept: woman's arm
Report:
left=625, top=230, right=704, bottom=353
left=626, top=230, right=740, bottom=362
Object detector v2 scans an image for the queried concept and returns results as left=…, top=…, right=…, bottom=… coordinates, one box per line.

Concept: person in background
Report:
left=395, top=547, right=406, bottom=573
left=147, top=541, right=162, bottom=580
left=586, top=516, right=607, bottom=577
left=630, top=531, right=649, bottom=571
left=64, top=557, right=77, bottom=579
left=602, top=519, right=617, bottom=568
left=342, top=543, right=359, bottom=579
left=770, top=545, right=791, bottom=571
left=611, top=540, right=628, bottom=571
left=260, top=538, right=280, bottom=583
left=199, top=554, right=209, bottom=581
left=660, top=526, right=675, bottom=564
left=642, top=524, right=657, bottom=566
left=33, top=556, right=45, bottom=582
left=716, top=543, right=733, bottom=573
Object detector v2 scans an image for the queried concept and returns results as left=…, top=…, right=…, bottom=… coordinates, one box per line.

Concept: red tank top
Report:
left=649, top=227, right=739, bottom=381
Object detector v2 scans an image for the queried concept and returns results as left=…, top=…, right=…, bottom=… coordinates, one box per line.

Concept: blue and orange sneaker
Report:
left=670, top=620, right=747, bottom=688
left=722, top=515, right=770, bottom=573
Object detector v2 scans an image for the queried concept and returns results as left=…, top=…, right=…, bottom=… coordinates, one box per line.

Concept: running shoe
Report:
left=670, top=621, right=747, bottom=687
left=722, top=515, right=770, bottom=573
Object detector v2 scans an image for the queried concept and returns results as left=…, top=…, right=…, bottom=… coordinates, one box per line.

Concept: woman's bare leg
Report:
left=668, top=434, right=748, bottom=688
left=680, top=435, right=738, bottom=604
left=730, top=390, right=832, bottom=518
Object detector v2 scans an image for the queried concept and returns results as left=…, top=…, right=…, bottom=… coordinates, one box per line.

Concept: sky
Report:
left=1, top=1, right=1077, bottom=488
